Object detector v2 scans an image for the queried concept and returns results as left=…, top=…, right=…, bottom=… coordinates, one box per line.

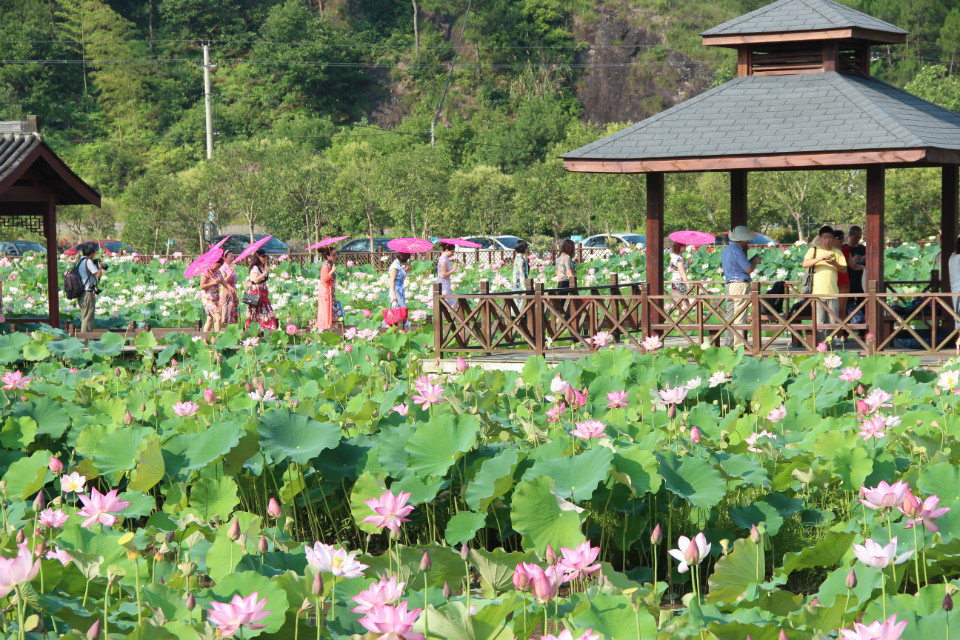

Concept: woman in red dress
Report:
left=314, top=246, right=337, bottom=331
left=245, top=250, right=278, bottom=331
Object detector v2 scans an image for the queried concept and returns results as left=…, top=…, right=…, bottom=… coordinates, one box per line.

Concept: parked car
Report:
left=209, top=234, right=291, bottom=256
left=454, top=235, right=524, bottom=251
left=0, top=241, right=46, bottom=256
left=580, top=233, right=647, bottom=249
left=339, top=238, right=393, bottom=253
left=714, top=231, right=778, bottom=246
left=64, top=241, right=128, bottom=257
left=102, top=241, right=137, bottom=255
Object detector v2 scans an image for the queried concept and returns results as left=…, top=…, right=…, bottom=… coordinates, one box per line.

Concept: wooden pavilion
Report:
left=0, top=117, right=101, bottom=328
left=562, top=0, right=960, bottom=315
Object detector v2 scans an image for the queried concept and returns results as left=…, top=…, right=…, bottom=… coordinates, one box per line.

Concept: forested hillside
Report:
left=2, top=0, right=960, bottom=250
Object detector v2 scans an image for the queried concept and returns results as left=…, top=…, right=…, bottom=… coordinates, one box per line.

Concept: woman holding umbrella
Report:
left=219, top=250, right=239, bottom=326
left=388, top=252, right=412, bottom=329
left=667, top=230, right=715, bottom=312
left=199, top=251, right=226, bottom=332
left=315, top=246, right=338, bottom=332
left=437, top=242, right=458, bottom=309
left=245, top=249, right=278, bottom=331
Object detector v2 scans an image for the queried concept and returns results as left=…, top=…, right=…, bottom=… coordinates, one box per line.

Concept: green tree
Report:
left=207, top=140, right=288, bottom=242
left=372, top=144, right=452, bottom=237
left=448, top=165, right=517, bottom=235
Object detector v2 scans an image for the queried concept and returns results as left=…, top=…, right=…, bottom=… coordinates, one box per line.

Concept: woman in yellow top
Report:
left=802, top=225, right=847, bottom=345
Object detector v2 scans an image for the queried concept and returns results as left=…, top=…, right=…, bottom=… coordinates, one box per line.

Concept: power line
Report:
left=0, top=57, right=701, bottom=69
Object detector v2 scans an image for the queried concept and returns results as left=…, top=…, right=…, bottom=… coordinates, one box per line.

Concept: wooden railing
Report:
left=433, top=277, right=960, bottom=358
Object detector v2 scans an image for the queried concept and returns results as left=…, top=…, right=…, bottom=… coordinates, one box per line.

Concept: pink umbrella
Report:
left=669, top=230, right=716, bottom=247
left=387, top=238, right=434, bottom=253
left=211, top=235, right=232, bottom=250
left=439, top=238, right=483, bottom=248
left=184, top=247, right=224, bottom=278
left=234, top=235, right=273, bottom=264
left=306, top=235, right=350, bottom=251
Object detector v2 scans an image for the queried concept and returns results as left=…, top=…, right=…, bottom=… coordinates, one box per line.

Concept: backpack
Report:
left=64, top=260, right=85, bottom=300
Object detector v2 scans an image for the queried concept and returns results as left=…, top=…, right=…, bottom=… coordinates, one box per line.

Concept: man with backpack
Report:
left=75, top=243, right=103, bottom=332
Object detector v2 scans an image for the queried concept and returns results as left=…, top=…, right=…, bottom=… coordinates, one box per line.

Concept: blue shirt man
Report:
left=721, top=241, right=754, bottom=283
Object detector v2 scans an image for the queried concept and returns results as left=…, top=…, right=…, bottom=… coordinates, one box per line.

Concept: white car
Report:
left=453, top=235, right=524, bottom=251
left=579, top=233, right=646, bottom=249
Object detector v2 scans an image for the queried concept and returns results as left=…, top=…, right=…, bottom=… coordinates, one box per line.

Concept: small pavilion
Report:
left=0, top=117, right=101, bottom=328
left=563, top=0, right=960, bottom=320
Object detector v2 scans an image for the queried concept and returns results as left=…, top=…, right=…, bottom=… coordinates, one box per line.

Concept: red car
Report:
left=63, top=241, right=135, bottom=257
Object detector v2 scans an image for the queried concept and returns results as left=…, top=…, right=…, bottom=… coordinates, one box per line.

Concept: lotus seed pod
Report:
left=945, top=593, right=954, bottom=612
left=312, top=573, right=323, bottom=597
left=845, top=569, right=857, bottom=589
left=227, top=518, right=241, bottom=541
left=651, top=524, right=662, bottom=545
left=179, top=562, right=196, bottom=577
left=185, top=593, right=196, bottom=611
left=442, top=582, right=452, bottom=599
left=86, top=619, right=101, bottom=639
left=420, top=551, right=432, bottom=572
left=750, top=525, right=761, bottom=543
left=258, top=536, right=269, bottom=554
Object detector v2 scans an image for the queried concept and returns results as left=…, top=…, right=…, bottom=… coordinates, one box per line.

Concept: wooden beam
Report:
left=702, top=27, right=906, bottom=47
left=943, top=165, right=958, bottom=295
left=865, top=167, right=885, bottom=289
left=823, top=41, right=838, bottom=72
left=645, top=173, right=664, bottom=333
left=731, top=170, right=748, bottom=229
left=737, top=47, right=751, bottom=76
left=563, top=149, right=930, bottom=174
left=0, top=185, right=54, bottom=202
left=45, top=197, right=60, bottom=329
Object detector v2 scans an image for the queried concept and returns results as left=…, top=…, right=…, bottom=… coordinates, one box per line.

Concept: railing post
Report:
left=534, top=283, right=544, bottom=355
left=479, top=280, right=491, bottom=354
left=867, top=280, right=879, bottom=355
left=750, top=282, right=761, bottom=356
left=433, top=282, right=442, bottom=359
left=641, top=282, right=650, bottom=338
left=610, top=274, right=621, bottom=342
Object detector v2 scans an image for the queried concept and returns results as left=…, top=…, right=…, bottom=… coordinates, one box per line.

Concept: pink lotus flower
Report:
left=546, top=403, right=567, bottom=423
left=363, top=490, right=415, bottom=535
left=77, top=488, right=131, bottom=528
left=839, top=614, right=907, bottom=640
left=61, top=472, right=85, bottom=494
left=172, top=401, right=199, bottom=417
left=606, top=390, right=628, bottom=409
left=863, top=389, right=894, bottom=413
left=362, top=309, right=373, bottom=319
left=839, top=367, right=863, bottom=383
left=858, top=415, right=888, bottom=440
left=668, top=532, right=711, bottom=573
left=527, top=564, right=560, bottom=603
left=641, top=335, right=663, bottom=352
left=512, top=562, right=535, bottom=591
left=550, top=374, right=570, bottom=396
left=853, top=537, right=913, bottom=569
left=39, top=508, right=68, bottom=529
left=542, top=630, right=601, bottom=640
left=48, top=456, right=63, bottom=474
left=816, top=342, right=828, bottom=353
left=823, top=354, right=842, bottom=370
left=898, top=491, right=950, bottom=532
left=1, top=370, right=30, bottom=391
left=304, top=542, right=368, bottom=578
left=285, top=323, right=297, bottom=335
left=351, top=575, right=406, bottom=614
left=456, top=356, right=469, bottom=374
left=358, top=601, right=425, bottom=640
left=45, top=546, right=72, bottom=566
left=412, top=381, right=446, bottom=410
left=249, top=389, right=277, bottom=402
left=658, top=385, right=688, bottom=405
left=860, top=480, right=909, bottom=510
left=766, top=405, right=786, bottom=423
left=557, top=542, right=601, bottom=582
left=744, top=430, right=776, bottom=453
left=572, top=420, right=606, bottom=440
left=590, top=330, right=614, bottom=348
left=0, top=542, right=40, bottom=597
left=708, top=370, right=729, bottom=387
left=207, top=592, right=270, bottom=638
left=392, top=404, right=409, bottom=416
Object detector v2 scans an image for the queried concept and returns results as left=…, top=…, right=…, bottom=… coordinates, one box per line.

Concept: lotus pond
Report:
left=0, top=325, right=956, bottom=639
left=0, top=242, right=941, bottom=329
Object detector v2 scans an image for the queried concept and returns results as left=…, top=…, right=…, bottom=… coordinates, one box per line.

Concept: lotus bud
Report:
left=420, top=550, right=432, bottom=571
left=545, top=544, right=557, bottom=565
left=140, top=403, right=146, bottom=412
left=86, top=619, right=101, bottom=639
left=267, top=498, right=281, bottom=518
left=203, top=388, right=216, bottom=405
left=442, top=582, right=452, bottom=599
left=291, top=398, right=300, bottom=409
left=345, top=345, right=353, bottom=354
left=16, top=530, right=24, bottom=544
left=365, top=354, right=371, bottom=362
left=136, top=374, right=141, bottom=382
left=48, top=456, right=63, bottom=474
left=900, top=490, right=922, bottom=518
left=35, top=539, right=46, bottom=557
left=650, top=523, right=662, bottom=545
left=198, top=376, right=203, bottom=386
left=845, top=569, right=857, bottom=589
left=312, top=573, right=323, bottom=597
left=237, top=533, right=248, bottom=548
left=690, top=426, right=702, bottom=443
left=809, top=596, right=820, bottom=607
left=750, top=524, right=761, bottom=543
left=456, top=356, right=469, bottom=374
left=158, top=576, right=165, bottom=585
left=124, top=411, right=132, bottom=425
left=166, top=530, right=176, bottom=542
left=258, top=535, right=269, bottom=554
left=115, top=367, right=121, bottom=377
left=667, top=404, right=677, bottom=419
left=227, top=518, right=241, bottom=541
left=856, top=383, right=865, bottom=396
left=32, top=492, right=45, bottom=511
left=245, top=382, right=253, bottom=393
left=778, top=630, right=789, bottom=640
left=185, top=593, right=196, bottom=611
left=810, top=371, right=816, bottom=381
left=460, top=543, right=470, bottom=561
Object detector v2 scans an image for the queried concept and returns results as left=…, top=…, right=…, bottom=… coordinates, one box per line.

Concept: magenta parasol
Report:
left=184, top=247, right=224, bottom=278
left=387, top=238, right=434, bottom=253
left=211, top=234, right=232, bottom=250
left=669, top=230, right=716, bottom=247
left=234, top=235, right=273, bottom=264
left=306, top=235, right=350, bottom=250
left=439, top=238, right=482, bottom=248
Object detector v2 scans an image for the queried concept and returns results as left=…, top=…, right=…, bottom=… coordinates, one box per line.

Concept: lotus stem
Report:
left=423, top=570, right=429, bottom=640
left=913, top=526, right=922, bottom=591
left=135, top=554, right=143, bottom=627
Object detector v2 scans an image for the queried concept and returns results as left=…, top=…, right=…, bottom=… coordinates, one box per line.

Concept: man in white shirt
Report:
left=77, top=243, right=103, bottom=332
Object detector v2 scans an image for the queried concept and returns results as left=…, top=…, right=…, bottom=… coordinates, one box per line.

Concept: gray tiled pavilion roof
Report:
left=0, top=133, right=42, bottom=184
left=701, top=0, right=907, bottom=37
left=562, top=72, right=960, bottom=162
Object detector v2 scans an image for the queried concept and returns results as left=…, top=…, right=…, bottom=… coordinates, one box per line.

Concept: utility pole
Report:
left=430, top=0, right=471, bottom=147
left=201, top=43, right=216, bottom=160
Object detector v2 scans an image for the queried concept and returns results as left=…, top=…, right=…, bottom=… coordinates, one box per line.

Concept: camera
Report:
left=95, top=258, right=108, bottom=272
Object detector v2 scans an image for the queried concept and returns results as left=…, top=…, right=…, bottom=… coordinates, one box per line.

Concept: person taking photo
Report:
left=77, top=243, right=103, bottom=333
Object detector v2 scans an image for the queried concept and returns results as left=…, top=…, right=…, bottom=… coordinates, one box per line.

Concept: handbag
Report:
left=801, top=249, right=816, bottom=295
left=382, top=307, right=408, bottom=327
left=241, top=292, right=259, bottom=306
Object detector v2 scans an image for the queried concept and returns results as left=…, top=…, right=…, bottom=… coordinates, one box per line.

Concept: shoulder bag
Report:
left=801, top=249, right=816, bottom=295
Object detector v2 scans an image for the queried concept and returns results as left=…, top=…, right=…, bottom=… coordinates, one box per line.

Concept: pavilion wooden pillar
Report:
left=645, top=173, right=664, bottom=334
left=865, top=167, right=885, bottom=288
left=942, top=165, right=958, bottom=294
left=731, top=170, right=748, bottom=230
left=45, top=197, right=60, bottom=328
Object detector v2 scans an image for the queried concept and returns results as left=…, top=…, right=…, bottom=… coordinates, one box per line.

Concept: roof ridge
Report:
left=796, top=0, right=840, bottom=27
left=824, top=73, right=926, bottom=148
left=701, top=0, right=790, bottom=35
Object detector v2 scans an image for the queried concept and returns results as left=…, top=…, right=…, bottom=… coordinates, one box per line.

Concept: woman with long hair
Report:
left=437, top=242, right=458, bottom=309
left=199, top=251, right=225, bottom=332
left=512, top=240, right=530, bottom=290
left=555, top=239, right=576, bottom=290
left=315, top=246, right=338, bottom=331
left=218, top=250, right=239, bottom=325
left=245, top=250, right=278, bottom=331
left=667, top=241, right=690, bottom=311
left=388, top=252, right=412, bottom=328
left=949, top=235, right=960, bottom=328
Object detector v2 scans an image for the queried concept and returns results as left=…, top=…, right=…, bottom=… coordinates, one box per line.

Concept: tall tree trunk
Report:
left=47, top=0, right=55, bottom=39
left=148, top=0, right=154, bottom=53
left=411, top=0, right=420, bottom=55
left=794, top=215, right=805, bottom=243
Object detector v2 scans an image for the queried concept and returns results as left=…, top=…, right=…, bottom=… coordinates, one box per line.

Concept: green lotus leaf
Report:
left=75, top=425, right=149, bottom=476
left=707, top=537, right=765, bottom=604
left=1, top=416, right=37, bottom=449
left=732, top=358, right=788, bottom=400
left=523, top=446, right=613, bottom=503
left=465, top=449, right=520, bottom=512
left=188, top=475, right=239, bottom=522
left=405, top=414, right=480, bottom=478
left=46, top=337, right=84, bottom=360
left=88, top=332, right=124, bottom=357
left=350, top=471, right=388, bottom=535
left=510, top=476, right=585, bottom=554
left=211, top=571, right=290, bottom=636
left=469, top=548, right=533, bottom=596
left=781, top=531, right=856, bottom=576
left=162, top=420, right=245, bottom=479
left=572, top=591, right=657, bottom=640
left=258, top=409, right=340, bottom=465
left=22, top=339, right=50, bottom=361
left=612, top=445, right=662, bottom=496
left=0, top=333, right=32, bottom=363
left=715, top=452, right=768, bottom=488
left=445, top=510, right=487, bottom=547
left=729, top=501, right=784, bottom=536
left=391, top=473, right=445, bottom=505
left=13, top=396, right=70, bottom=438
left=656, top=452, right=725, bottom=510
left=3, top=450, right=51, bottom=499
